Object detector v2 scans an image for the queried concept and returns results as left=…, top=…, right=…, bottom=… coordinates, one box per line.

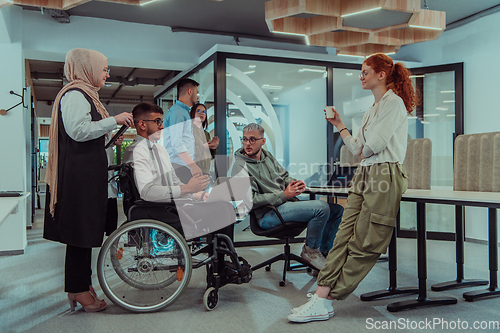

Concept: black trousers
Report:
left=65, top=245, right=92, bottom=293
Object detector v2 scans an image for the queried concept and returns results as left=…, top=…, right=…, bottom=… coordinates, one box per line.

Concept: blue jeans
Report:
left=259, top=200, right=344, bottom=254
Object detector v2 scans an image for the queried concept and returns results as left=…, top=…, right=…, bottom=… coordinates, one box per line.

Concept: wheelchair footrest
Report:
left=220, top=256, right=252, bottom=286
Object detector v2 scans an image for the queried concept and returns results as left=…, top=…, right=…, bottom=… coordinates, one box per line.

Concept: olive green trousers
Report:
left=317, top=162, right=407, bottom=300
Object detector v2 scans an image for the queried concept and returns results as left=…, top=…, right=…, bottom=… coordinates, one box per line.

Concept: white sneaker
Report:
left=300, top=245, right=326, bottom=270
left=288, top=294, right=334, bottom=323
left=291, top=293, right=334, bottom=317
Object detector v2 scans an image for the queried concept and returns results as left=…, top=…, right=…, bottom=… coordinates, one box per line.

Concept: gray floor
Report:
left=1, top=209, right=499, bottom=333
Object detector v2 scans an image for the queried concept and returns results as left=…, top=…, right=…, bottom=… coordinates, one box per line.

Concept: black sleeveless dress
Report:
left=43, top=88, right=108, bottom=248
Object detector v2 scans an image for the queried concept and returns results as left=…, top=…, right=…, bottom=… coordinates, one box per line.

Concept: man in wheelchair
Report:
left=122, top=102, right=251, bottom=294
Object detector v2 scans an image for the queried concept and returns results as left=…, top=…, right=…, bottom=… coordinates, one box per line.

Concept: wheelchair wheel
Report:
left=97, top=219, right=192, bottom=313
left=203, top=287, right=218, bottom=311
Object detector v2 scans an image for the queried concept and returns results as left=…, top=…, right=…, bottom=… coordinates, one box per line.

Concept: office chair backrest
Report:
left=454, top=131, right=500, bottom=192
left=404, top=138, right=432, bottom=190
left=339, top=145, right=362, bottom=167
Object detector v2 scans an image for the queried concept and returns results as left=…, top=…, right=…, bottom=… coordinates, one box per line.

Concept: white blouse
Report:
left=60, top=90, right=116, bottom=142
left=343, top=89, right=408, bottom=166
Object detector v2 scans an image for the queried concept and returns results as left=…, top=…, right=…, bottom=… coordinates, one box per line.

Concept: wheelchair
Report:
left=97, top=164, right=252, bottom=313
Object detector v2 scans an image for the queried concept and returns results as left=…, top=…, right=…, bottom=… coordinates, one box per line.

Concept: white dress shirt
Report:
left=343, top=89, right=408, bottom=166
left=123, top=136, right=185, bottom=202
left=60, top=90, right=116, bottom=142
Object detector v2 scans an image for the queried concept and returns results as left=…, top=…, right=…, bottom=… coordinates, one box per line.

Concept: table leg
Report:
left=463, top=208, right=500, bottom=301
left=432, top=205, right=488, bottom=291
left=387, top=202, right=457, bottom=312
left=360, top=212, right=418, bottom=301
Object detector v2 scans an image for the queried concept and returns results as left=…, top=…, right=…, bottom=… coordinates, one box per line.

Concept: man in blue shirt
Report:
left=163, top=78, right=202, bottom=183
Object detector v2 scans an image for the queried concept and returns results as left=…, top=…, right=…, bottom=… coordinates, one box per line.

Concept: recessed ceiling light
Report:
left=409, top=25, right=443, bottom=31
left=237, top=95, right=241, bottom=98
left=337, top=54, right=366, bottom=58
left=243, top=70, right=255, bottom=75
left=443, top=100, right=455, bottom=103
left=341, top=7, right=381, bottom=17
left=436, top=107, right=448, bottom=111
left=447, top=114, right=456, bottom=117
left=273, top=97, right=278, bottom=100
left=305, top=87, right=311, bottom=90
left=440, top=90, right=455, bottom=93
left=299, top=68, right=326, bottom=73
left=421, top=121, right=430, bottom=124
left=425, top=114, right=440, bottom=117
left=408, top=116, right=417, bottom=119
left=346, top=73, right=353, bottom=76
left=262, top=84, right=283, bottom=89
left=226, top=73, right=232, bottom=77
left=249, top=65, right=256, bottom=68
left=140, top=0, right=157, bottom=6
left=272, top=31, right=309, bottom=45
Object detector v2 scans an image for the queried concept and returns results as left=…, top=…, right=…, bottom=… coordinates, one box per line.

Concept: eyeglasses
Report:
left=196, top=109, right=207, bottom=115
left=103, top=68, right=110, bottom=75
left=242, top=137, right=264, bottom=144
left=142, top=118, right=163, bottom=126
left=359, top=70, right=372, bottom=80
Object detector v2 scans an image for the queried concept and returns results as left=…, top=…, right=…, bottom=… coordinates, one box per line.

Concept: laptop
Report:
left=205, top=176, right=251, bottom=203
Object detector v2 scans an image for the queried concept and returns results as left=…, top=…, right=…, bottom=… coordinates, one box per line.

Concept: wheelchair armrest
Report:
left=108, top=164, right=123, bottom=171
left=264, top=204, right=291, bottom=229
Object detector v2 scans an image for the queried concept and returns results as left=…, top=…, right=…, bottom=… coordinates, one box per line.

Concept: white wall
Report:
left=0, top=6, right=26, bottom=192
left=396, top=11, right=500, bottom=242
left=0, top=6, right=29, bottom=252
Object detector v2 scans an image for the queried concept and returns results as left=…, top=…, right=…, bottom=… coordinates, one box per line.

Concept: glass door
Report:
left=399, top=63, right=464, bottom=240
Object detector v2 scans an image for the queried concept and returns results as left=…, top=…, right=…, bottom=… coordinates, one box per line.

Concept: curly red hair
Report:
left=364, top=53, right=419, bottom=115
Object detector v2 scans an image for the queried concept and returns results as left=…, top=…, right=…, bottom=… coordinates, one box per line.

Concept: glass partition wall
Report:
left=155, top=52, right=463, bottom=243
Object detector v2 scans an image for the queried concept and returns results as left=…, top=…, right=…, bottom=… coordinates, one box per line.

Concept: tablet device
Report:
left=206, top=176, right=251, bottom=202
left=105, top=125, right=129, bottom=149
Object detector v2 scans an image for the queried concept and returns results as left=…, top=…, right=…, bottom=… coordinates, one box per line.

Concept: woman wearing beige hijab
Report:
left=43, top=48, right=133, bottom=312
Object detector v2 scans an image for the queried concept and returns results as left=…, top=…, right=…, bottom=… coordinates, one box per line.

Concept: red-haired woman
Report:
left=288, top=53, right=417, bottom=323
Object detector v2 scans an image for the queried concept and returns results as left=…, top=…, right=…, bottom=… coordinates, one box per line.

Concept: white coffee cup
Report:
left=325, top=106, right=335, bottom=119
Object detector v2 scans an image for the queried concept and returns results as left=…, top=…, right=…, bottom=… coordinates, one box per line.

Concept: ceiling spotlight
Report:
left=341, top=7, right=381, bottom=18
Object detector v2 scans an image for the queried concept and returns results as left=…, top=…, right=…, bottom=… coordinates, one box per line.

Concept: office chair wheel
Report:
left=279, top=281, right=285, bottom=287
left=97, top=219, right=192, bottom=313
left=203, top=287, right=218, bottom=311
left=265, top=266, right=271, bottom=272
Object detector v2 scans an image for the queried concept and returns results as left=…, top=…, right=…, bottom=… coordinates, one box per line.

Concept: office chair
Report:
left=249, top=204, right=319, bottom=286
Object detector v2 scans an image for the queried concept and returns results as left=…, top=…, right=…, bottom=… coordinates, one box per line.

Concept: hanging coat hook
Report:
left=1, top=89, right=26, bottom=116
